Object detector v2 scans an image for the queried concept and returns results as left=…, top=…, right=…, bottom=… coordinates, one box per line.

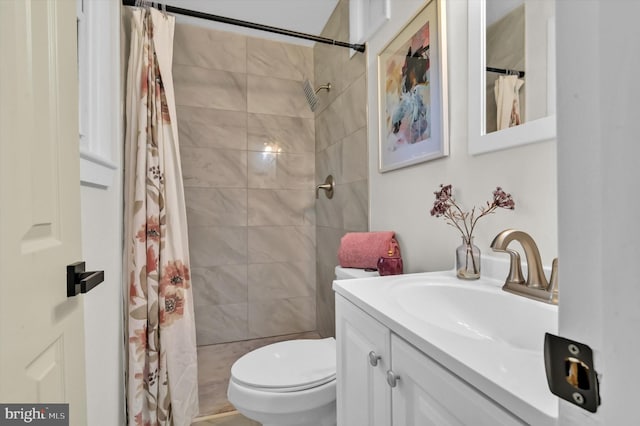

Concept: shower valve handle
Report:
left=315, top=175, right=335, bottom=199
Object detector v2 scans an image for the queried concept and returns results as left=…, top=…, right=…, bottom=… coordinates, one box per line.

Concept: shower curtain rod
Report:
left=122, top=0, right=366, bottom=53
left=486, top=66, right=525, bottom=78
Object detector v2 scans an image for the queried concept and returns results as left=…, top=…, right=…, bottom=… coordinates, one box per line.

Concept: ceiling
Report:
left=161, top=0, right=340, bottom=46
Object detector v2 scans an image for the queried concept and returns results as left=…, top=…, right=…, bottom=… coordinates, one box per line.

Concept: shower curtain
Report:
left=123, top=7, right=198, bottom=426
left=494, top=74, right=524, bottom=130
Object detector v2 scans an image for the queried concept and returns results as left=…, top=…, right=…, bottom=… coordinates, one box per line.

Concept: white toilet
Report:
left=227, top=266, right=378, bottom=426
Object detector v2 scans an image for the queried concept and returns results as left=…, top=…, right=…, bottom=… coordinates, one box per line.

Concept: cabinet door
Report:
left=336, top=295, right=391, bottom=426
left=390, top=335, right=526, bottom=426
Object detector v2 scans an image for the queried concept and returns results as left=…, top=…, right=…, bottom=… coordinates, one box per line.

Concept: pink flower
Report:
left=430, top=184, right=515, bottom=242
left=135, top=216, right=161, bottom=243
left=435, top=184, right=452, bottom=201
left=146, top=246, right=157, bottom=274
left=159, top=289, right=185, bottom=326
left=129, top=271, right=138, bottom=303
left=493, top=187, right=515, bottom=209
left=129, top=324, right=148, bottom=352
left=159, top=260, right=190, bottom=291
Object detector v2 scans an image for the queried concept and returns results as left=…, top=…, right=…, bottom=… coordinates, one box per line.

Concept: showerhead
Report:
left=303, top=80, right=331, bottom=112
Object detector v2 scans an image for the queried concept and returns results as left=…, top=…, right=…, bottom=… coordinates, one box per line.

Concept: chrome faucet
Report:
left=490, top=229, right=558, bottom=304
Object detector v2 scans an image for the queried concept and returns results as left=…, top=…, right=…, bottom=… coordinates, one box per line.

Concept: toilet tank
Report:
left=334, top=266, right=379, bottom=280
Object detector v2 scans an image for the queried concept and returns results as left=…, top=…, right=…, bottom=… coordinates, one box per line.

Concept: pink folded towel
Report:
left=338, top=231, right=400, bottom=269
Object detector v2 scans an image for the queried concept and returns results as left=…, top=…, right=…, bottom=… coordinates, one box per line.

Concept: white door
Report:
left=0, top=0, right=87, bottom=424
left=335, top=296, right=391, bottom=426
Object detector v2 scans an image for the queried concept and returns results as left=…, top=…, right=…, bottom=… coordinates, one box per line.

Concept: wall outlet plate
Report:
left=544, top=333, right=601, bottom=413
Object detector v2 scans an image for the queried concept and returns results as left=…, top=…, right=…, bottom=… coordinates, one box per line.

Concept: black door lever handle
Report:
left=67, top=261, right=105, bottom=297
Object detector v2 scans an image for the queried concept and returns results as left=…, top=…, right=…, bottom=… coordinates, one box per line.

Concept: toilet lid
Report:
left=231, top=338, right=336, bottom=392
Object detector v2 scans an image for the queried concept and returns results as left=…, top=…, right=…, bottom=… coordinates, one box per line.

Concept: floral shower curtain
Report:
left=494, top=74, right=524, bottom=131
left=123, top=7, right=198, bottom=426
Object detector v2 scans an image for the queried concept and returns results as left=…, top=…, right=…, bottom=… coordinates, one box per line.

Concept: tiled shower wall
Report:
left=172, top=24, right=317, bottom=346
left=314, top=0, right=369, bottom=337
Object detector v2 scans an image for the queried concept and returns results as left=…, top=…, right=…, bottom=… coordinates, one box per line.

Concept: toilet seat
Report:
left=231, top=338, right=336, bottom=393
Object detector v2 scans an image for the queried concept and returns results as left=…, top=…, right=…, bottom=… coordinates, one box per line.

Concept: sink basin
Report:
left=390, top=277, right=557, bottom=352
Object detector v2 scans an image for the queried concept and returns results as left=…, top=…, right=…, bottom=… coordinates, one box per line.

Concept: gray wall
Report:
left=314, top=0, right=369, bottom=337
left=173, top=24, right=317, bottom=345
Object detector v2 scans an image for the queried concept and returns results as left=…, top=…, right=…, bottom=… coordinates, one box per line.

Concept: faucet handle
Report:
left=502, top=249, right=526, bottom=285
left=548, top=258, right=559, bottom=304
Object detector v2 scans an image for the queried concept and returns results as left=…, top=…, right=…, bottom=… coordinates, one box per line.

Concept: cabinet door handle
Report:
left=368, top=351, right=382, bottom=367
left=386, top=370, right=400, bottom=387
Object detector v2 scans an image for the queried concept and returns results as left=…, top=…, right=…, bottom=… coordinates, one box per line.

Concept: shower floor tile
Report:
left=192, top=411, right=260, bottom=426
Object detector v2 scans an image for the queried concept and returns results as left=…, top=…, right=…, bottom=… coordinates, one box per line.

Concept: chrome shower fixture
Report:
left=303, top=80, right=331, bottom=112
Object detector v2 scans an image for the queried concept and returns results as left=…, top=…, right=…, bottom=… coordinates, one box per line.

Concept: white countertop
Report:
left=333, top=260, right=558, bottom=426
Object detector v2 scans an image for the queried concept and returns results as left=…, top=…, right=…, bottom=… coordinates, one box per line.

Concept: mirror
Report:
left=468, top=0, right=556, bottom=155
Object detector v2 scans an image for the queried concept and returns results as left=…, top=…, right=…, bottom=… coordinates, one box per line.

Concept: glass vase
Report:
left=456, top=236, right=480, bottom=280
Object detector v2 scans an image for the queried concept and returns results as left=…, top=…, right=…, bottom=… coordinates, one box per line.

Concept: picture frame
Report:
left=467, top=0, right=556, bottom=155
left=378, top=0, right=448, bottom=172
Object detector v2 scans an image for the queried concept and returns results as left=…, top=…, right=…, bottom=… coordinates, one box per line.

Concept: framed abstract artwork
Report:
left=378, top=0, right=448, bottom=172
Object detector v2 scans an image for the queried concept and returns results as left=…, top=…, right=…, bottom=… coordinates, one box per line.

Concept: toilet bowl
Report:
left=227, top=266, right=378, bottom=426
left=228, top=337, right=336, bottom=426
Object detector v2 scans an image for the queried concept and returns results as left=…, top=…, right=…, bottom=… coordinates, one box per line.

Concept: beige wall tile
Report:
left=342, top=180, right=368, bottom=232
left=316, top=226, right=344, bottom=274
left=248, top=226, right=315, bottom=263
left=185, top=188, right=247, bottom=227
left=192, top=265, right=248, bottom=306
left=189, top=226, right=248, bottom=267
left=341, top=127, right=368, bottom=183
left=247, top=37, right=313, bottom=81
left=316, top=298, right=335, bottom=338
left=344, top=48, right=367, bottom=90
left=321, top=0, right=348, bottom=41
left=315, top=227, right=344, bottom=338
left=174, top=65, right=246, bottom=111
left=314, top=0, right=368, bottom=339
left=174, top=24, right=246, bottom=73
left=315, top=96, right=346, bottom=151
left=195, top=303, right=249, bottom=345
left=247, top=113, right=314, bottom=153
left=182, top=147, right=247, bottom=188
left=315, top=186, right=342, bottom=229
left=247, top=75, right=313, bottom=119
left=248, top=297, right=316, bottom=337
left=342, top=75, right=368, bottom=137
left=177, top=106, right=247, bottom=151
left=248, top=189, right=314, bottom=226
left=247, top=151, right=314, bottom=190
left=316, top=141, right=342, bottom=183
left=173, top=21, right=322, bottom=351
left=248, top=261, right=314, bottom=301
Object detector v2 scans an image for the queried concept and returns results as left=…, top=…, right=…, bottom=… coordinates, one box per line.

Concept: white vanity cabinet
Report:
left=335, top=295, right=391, bottom=426
left=336, top=294, right=526, bottom=426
